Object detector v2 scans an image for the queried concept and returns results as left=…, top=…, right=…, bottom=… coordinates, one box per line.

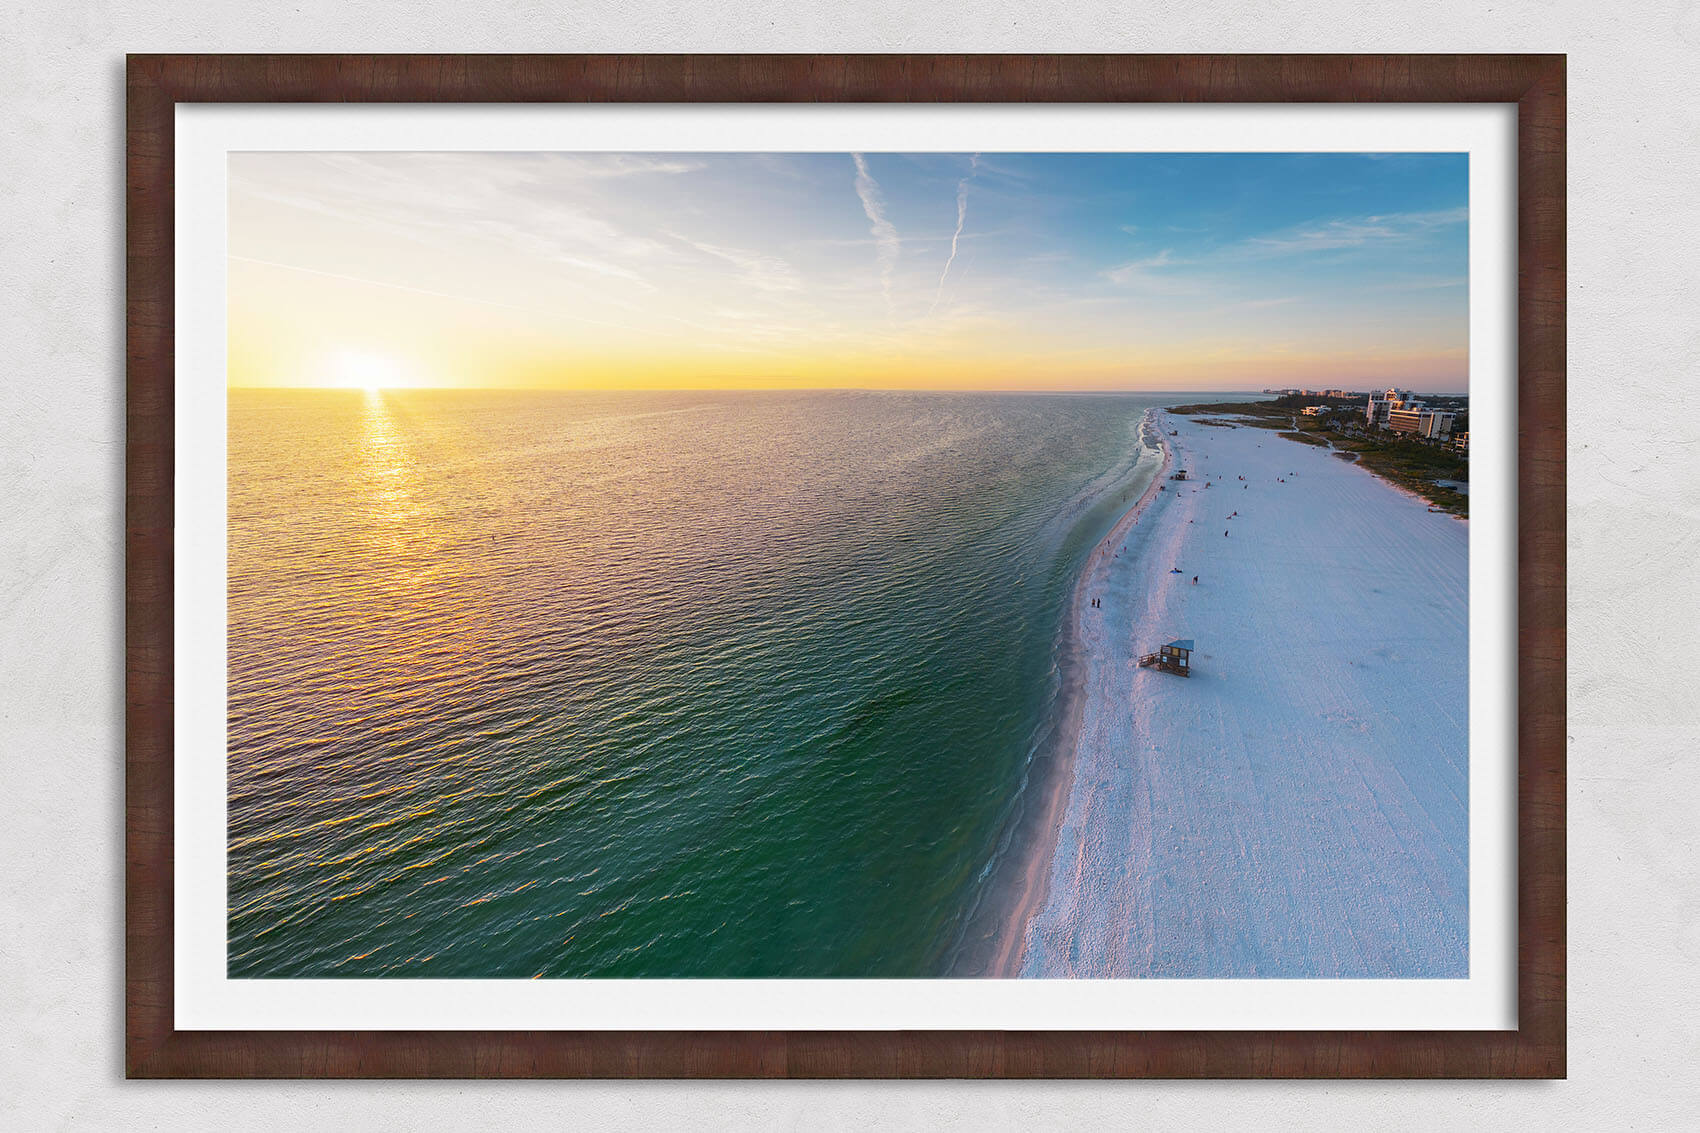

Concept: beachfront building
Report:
left=1365, top=388, right=1417, bottom=428
left=1300, top=406, right=1325, bottom=417
left=1453, top=431, right=1470, bottom=454
left=1388, top=406, right=1457, bottom=439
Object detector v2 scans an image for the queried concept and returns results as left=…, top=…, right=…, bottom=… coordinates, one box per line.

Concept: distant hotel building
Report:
left=1388, top=405, right=1457, bottom=439
left=1262, top=388, right=1360, bottom=398
left=1364, top=388, right=1414, bottom=428
left=1365, top=387, right=1456, bottom=438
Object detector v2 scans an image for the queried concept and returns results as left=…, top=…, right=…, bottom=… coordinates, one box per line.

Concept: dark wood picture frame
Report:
left=126, top=53, right=1565, bottom=1078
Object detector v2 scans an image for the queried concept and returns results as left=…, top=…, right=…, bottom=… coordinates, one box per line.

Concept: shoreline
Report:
left=979, top=410, right=1173, bottom=978
left=1015, top=407, right=1469, bottom=978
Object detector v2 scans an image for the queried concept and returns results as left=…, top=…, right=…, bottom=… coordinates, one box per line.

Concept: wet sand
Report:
left=963, top=410, right=1172, bottom=977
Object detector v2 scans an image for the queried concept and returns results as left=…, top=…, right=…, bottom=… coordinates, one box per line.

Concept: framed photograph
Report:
left=127, top=54, right=1565, bottom=1077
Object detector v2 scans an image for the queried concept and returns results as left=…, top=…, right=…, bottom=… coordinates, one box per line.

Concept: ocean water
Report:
left=227, top=388, right=1207, bottom=979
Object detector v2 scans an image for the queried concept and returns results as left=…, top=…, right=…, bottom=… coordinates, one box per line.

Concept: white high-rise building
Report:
left=1365, top=388, right=1417, bottom=428
left=1388, top=406, right=1456, bottom=439
left=1366, top=388, right=1426, bottom=429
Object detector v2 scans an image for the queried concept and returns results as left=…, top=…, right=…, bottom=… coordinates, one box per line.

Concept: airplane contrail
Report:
left=930, top=154, right=980, bottom=315
left=852, top=153, right=900, bottom=318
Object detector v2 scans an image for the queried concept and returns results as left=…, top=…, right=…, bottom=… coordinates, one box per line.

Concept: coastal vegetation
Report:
left=1168, top=400, right=1470, bottom=516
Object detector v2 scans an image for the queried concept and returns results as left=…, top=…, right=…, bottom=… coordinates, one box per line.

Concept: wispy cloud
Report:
left=966, top=155, right=1037, bottom=186
left=228, top=253, right=660, bottom=334
left=668, top=233, right=801, bottom=293
left=1244, top=207, right=1467, bottom=255
left=232, top=153, right=681, bottom=294
left=1104, top=249, right=1180, bottom=286
left=930, top=154, right=980, bottom=315
left=852, top=153, right=901, bottom=316
left=546, top=154, right=707, bottom=178
left=1366, top=275, right=1468, bottom=293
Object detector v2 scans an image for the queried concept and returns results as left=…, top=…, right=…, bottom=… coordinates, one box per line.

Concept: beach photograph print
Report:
left=227, top=151, right=1470, bottom=981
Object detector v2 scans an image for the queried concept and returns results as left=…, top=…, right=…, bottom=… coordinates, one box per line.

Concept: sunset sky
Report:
left=227, top=151, right=1469, bottom=392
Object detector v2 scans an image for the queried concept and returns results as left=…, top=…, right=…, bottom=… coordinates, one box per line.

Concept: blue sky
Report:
left=228, top=151, right=1469, bottom=391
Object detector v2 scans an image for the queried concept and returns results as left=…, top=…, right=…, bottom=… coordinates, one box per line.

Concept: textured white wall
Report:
left=2, top=2, right=1694, bottom=1127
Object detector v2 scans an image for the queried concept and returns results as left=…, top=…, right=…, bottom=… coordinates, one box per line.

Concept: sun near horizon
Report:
left=227, top=152, right=1470, bottom=395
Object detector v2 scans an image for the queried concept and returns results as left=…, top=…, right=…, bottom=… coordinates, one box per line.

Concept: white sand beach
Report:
left=1017, top=409, right=1469, bottom=978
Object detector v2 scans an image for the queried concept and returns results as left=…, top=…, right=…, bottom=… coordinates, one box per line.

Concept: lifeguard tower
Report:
left=1138, top=638, right=1194, bottom=677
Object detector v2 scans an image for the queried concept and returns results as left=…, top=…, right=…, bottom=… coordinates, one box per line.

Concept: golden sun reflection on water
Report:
left=359, top=390, right=433, bottom=547
left=342, top=390, right=509, bottom=689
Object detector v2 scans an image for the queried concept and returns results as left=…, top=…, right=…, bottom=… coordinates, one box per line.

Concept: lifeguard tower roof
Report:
left=1166, top=639, right=1194, bottom=652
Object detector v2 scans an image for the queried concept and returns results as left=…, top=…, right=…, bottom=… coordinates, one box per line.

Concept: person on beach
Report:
left=1192, top=575, right=1198, bottom=584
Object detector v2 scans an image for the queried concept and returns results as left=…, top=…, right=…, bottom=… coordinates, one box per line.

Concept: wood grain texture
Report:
left=125, top=53, right=1565, bottom=1079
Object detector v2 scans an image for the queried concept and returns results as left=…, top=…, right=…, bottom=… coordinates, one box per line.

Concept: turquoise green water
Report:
left=227, top=389, right=1215, bottom=978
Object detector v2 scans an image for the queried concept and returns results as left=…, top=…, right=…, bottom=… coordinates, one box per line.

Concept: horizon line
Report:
left=226, top=384, right=1469, bottom=396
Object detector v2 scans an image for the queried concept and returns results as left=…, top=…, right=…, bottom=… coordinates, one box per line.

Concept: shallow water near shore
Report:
left=227, top=387, right=1239, bottom=978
